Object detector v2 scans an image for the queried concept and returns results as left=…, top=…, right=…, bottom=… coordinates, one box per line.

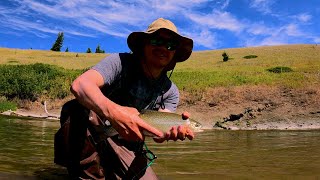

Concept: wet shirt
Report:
left=91, top=53, right=179, bottom=112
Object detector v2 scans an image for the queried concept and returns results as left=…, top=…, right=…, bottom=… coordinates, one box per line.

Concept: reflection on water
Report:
left=0, top=115, right=68, bottom=179
left=150, top=130, right=320, bottom=179
left=0, top=115, right=320, bottom=179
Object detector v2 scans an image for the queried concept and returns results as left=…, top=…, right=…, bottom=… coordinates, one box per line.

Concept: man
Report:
left=56, top=18, right=194, bottom=179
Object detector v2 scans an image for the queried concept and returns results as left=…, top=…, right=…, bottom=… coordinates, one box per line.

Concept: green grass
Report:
left=0, top=44, right=319, bottom=101
left=243, top=55, right=258, bottom=59
left=172, top=44, right=320, bottom=90
left=0, top=48, right=107, bottom=69
left=267, top=66, right=293, bottom=73
left=0, top=97, right=17, bottom=112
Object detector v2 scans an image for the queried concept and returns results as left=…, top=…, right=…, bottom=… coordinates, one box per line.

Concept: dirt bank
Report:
left=177, top=85, right=320, bottom=130
left=2, top=85, right=320, bottom=130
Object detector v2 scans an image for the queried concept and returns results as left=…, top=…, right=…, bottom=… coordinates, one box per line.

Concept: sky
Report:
left=0, top=0, right=319, bottom=53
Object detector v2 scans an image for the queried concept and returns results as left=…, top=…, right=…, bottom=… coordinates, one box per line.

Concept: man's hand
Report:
left=107, top=105, right=164, bottom=142
left=71, top=69, right=164, bottom=142
left=153, top=111, right=195, bottom=143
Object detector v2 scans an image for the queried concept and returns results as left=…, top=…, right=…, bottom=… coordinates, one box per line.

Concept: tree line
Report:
left=50, top=32, right=105, bottom=53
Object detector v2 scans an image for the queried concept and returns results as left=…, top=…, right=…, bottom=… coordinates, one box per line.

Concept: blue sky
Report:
left=0, top=0, right=319, bottom=53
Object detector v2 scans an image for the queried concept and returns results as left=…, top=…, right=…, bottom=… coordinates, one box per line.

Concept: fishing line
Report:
left=132, top=142, right=156, bottom=180
left=164, top=140, right=169, bottom=177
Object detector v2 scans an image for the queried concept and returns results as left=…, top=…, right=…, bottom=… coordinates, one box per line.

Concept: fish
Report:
left=104, top=110, right=203, bottom=137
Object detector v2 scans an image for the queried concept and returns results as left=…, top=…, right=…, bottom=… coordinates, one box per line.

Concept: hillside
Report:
left=0, top=48, right=107, bottom=69
left=1, top=44, right=320, bottom=130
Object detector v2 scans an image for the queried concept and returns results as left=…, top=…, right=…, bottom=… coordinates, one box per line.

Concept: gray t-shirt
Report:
left=92, top=53, right=179, bottom=112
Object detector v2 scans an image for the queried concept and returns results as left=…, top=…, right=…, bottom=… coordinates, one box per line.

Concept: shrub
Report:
left=222, top=51, right=229, bottom=62
left=243, top=55, right=258, bottom=59
left=0, top=63, right=83, bottom=100
left=267, top=66, right=293, bottom=73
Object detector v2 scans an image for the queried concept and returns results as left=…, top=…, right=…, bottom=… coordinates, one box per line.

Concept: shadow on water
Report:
left=0, top=167, right=69, bottom=180
left=33, top=166, right=69, bottom=180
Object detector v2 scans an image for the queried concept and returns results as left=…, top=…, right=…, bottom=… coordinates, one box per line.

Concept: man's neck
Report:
left=141, top=62, right=164, bottom=79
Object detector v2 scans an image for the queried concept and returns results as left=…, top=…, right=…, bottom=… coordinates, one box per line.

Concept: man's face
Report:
left=143, top=30, right=178, bottom=69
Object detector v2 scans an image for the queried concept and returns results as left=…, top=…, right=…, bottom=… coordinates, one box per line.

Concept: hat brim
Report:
left=127, top=28, right=193, bottom=63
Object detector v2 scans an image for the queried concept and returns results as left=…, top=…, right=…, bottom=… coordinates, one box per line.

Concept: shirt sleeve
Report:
left=91, top=53, right=122, bottom=85
left=160, top=82, right=180, bottom=112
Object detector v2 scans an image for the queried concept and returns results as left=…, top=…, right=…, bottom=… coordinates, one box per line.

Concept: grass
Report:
left=173, top=44, right=320, bottom=90
left=243, top=55, right=258, bottom=59
left=267, top=66, right=293, bottom=73
left=0, top=44, right=319, bottom=104
left=177, top=44, right=320, bottom=71
left=0, top=97, right=17, bottom=112
left=0, top=48, right=107, bottom=69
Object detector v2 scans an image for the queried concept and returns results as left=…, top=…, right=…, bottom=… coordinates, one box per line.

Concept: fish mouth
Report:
left=190, top=122, right=203, bottom=132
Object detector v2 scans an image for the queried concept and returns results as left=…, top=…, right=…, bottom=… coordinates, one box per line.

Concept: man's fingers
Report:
left=186, top=128, right=194, bottom=140
left=170, top=126, right=178, bottom=141
left=177, top=125, right=186, bottom=140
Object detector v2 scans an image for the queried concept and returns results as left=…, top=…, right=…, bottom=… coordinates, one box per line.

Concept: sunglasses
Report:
left=149, top=36, right=179, bottom=51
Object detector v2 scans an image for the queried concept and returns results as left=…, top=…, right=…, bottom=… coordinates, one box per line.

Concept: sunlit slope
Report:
left=1, top=44, right=319, bottom=89
left=177, top=44, right=320, bottom=72
left=173, top=44, right=320, bottom=89
left=0, top=48, right=107, bottom=69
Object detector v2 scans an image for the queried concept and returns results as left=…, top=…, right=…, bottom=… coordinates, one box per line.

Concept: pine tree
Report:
left=65, top=47, right=69, bottom=52
left=86, top=48, right=92, bottom=53
left=50, top=32, right=64, bottom=52
left=95, top=45, right=101, bottom=53
left=95, top=44, right=105, bottom=53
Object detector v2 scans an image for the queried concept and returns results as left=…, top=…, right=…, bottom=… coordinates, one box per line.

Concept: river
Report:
left=0, top=115, right=319, bottom=179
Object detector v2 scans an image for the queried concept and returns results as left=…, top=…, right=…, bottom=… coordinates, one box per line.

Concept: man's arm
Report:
left=71, top=69, right=163, bottom=141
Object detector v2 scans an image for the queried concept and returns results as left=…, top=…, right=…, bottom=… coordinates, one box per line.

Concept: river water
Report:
left=0, top=115, right=319, bottom=179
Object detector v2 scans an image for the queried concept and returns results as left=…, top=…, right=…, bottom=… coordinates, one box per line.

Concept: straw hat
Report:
left=127, top=18, right=193, bottom=70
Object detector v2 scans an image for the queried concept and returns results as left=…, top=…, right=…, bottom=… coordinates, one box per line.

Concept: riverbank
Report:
left=177, top=85, right=320, bottom=130
left=2, top=85, right=320, bottom=130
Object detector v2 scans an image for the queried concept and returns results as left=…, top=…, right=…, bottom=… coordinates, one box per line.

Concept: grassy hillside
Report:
left=0, top=44, right=319, bottom=104
left=0, top=48, right=107, bottom=69
left=173, top=44, right=320, bottom=91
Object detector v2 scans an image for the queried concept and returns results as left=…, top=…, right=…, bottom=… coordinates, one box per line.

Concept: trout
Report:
left=104, top=110, right=203, bottom=137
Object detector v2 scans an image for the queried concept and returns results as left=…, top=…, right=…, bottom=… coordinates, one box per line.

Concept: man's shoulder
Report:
left=96, top=53, right=134, bottom=68
left=102, top=52, right=132, bottom=61
left=118, top=52, right=133, bottom=60
left=118, top=53, right=139, bottom=72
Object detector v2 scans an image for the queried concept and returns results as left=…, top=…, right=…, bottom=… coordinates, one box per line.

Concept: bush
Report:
left=0, top=63, right=83, bottom=100
left=243, top=55, right=258, bottom=59
left=222, top=51, right=229, bottom=62
left=267, top=66, right=293, bottom=73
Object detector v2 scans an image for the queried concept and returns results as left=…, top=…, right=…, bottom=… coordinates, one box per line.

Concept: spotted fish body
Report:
left=139, top=110, right=202, bottom=136
left=104, top=110, right=203, bottom=137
